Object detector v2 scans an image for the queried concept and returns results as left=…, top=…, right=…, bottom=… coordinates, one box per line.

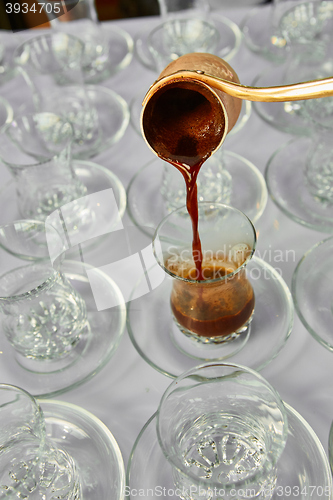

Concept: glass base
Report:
left=127, top=257, right=293, bottom=376
left=0, top=260, right=126, bottom=398
left=292, top=236, right=333, bottom=352
left=134, top=14, right=241, bottom=71
left=127, top=406, right=332, bottom=500
left=170, top=319, right=251, bottom=361
left=41, top=400, right=125, bottom=500
left=127, top=151, right=267, bottom=239
left=266, top=137, right=333, bottom=233
left=252, top=67, right=311, bottom=136
left=0, top=159, right=126, bottom=255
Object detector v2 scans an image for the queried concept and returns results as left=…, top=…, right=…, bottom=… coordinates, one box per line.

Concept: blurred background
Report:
left=0, top=0, right=270, bottom=31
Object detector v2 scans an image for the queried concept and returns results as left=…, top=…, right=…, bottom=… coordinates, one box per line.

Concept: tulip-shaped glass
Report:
left=0, top=112, right=87, bottom=221
left=153, top=203, right=256, bottom=345
left=44, top=0, right=133, bottom=83
left=156, top=0, right=212, bottom=63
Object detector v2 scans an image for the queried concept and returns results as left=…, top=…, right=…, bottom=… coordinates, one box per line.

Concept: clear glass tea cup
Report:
left=157, top=362, right=288, bottom=500
left=0, top=220, right=87, bottom=361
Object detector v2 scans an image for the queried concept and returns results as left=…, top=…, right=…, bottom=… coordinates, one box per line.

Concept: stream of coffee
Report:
left=165, top=157, right=205, bottom=280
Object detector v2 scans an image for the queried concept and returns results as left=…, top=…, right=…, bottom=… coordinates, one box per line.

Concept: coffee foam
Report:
left=229, top=243, right=252, bottom=266
left=165, top=243, right=251, bottom=280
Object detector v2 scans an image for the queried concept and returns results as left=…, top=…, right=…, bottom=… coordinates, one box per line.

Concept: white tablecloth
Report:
left=0, top=4, right=332, bottom=476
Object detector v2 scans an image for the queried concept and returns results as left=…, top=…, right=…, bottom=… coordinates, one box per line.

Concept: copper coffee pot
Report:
left=141, top=53, right=333, bottom=163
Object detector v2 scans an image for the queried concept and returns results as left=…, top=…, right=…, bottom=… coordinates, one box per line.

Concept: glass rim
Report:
left=156, top=361, right=288, bottom=488
left=152, top=202, right=257, bottom=284
left=0, top=382, right=45, bottom=435
left=0, top=111, right=74, bottom=169
left=13, top=30, right=85, bottom=60
left=0, top=219, right=66, bottom=301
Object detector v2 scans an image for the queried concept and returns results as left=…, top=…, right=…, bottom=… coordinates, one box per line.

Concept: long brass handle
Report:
left=143, top=70, right=333, bottom=104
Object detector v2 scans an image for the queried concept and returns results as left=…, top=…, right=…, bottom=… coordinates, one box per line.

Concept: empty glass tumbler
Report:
left=157, top=362, right=288, bottom=500
left=0, top=220, right=87, bottom=361
left=45, top=0, right=110, bottom=83
left=147, top=18, right=220, bottom=72
left=0, top=111, right=87, bottom=221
